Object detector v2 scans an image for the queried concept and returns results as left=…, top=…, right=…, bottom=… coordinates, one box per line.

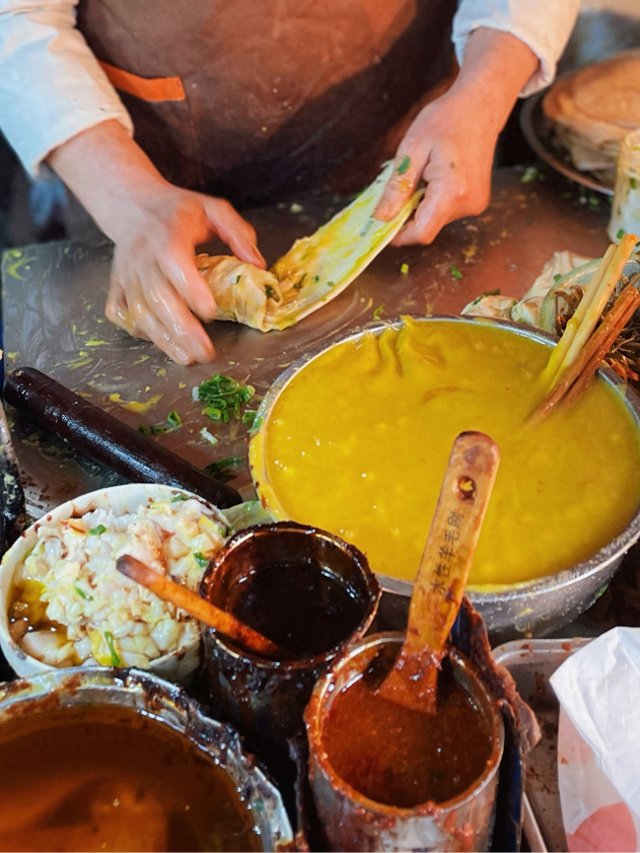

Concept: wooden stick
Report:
left=541, top=244, right=616, bottom=389
left=376, top=432, right=500, bottom=714
left=563, top=285, right=640, bottom=406
left=531, top=284, right=640, bottom=423
left=542, top=236, right=637, bottom=390
left=116, top=555, right=281, bottom=658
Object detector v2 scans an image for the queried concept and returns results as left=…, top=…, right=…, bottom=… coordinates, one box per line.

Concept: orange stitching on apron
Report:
left=99, top=61, right=185, bottom=103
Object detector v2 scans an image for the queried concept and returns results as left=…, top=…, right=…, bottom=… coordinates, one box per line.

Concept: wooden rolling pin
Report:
left=4, top=367, right=242, bottom=509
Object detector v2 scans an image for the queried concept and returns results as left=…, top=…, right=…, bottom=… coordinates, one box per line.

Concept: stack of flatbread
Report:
left=542, top=50, right=640, bottom=184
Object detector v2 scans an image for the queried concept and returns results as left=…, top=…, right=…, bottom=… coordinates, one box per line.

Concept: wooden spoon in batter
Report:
left=377, top=431, right=500, bottom=713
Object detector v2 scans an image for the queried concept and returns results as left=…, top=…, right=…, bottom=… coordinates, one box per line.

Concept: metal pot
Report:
left=304, top=632, right=504, bottom=852
left=249, top=315, right=640, bottom=641
left=200, top=521, right=380, bottom=751
left=0, top=666, right=294, bottom=851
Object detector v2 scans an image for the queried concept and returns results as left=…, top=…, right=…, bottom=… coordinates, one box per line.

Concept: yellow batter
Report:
left=250, top=318, right=640, bottom=589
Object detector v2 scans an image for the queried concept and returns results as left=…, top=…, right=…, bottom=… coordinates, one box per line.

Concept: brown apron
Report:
left=77, top=0, right=456, bottom=206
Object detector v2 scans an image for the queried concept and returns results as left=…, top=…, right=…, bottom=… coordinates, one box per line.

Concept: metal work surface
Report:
left=2, top=167, right=612, bottom=518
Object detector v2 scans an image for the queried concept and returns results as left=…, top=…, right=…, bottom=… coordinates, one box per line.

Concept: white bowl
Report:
left=0, top=483, right=230, bottom=681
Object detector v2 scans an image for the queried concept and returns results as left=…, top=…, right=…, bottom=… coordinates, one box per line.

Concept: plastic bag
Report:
left=551, top=627, right=640, bottom=851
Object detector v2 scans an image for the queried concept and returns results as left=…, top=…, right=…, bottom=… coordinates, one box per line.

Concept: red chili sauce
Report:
left=321, top=652, right=495, bottom=808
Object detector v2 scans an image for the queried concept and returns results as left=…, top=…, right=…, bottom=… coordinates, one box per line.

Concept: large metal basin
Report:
left=249, top=315, right=640, bottom=641
left=0, top=667, right=294, bottom=851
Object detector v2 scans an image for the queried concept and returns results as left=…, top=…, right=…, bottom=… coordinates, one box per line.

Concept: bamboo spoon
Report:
left=376, top=431, right=500, bottom=714
left=116, top=554, right=281, bottom=658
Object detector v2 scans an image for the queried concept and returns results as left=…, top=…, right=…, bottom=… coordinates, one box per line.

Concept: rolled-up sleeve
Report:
left=0, top=0, right=132, bottom=176
left=453, top=0, right=580, bottom=96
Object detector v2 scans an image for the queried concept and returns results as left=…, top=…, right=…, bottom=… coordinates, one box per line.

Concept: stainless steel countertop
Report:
left=2, top=167, right=612, bottom=519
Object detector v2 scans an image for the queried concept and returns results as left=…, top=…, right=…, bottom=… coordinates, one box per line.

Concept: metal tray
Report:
left=493, top=638, right=591, bottom=852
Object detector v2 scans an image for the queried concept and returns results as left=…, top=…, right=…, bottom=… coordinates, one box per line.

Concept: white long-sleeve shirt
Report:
left=0, top=0, right=579, bottom=177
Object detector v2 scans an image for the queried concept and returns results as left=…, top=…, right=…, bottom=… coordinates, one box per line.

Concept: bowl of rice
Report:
left=0, top=483, right=231, bottom=682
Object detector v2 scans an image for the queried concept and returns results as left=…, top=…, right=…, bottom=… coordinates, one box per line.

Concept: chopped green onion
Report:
left=195, top=374, right=255, bottom=424
left=396, top=155, right=411, bottom=175
left=74, top=583, right=92, bottom=601
left=166, top=410, right=182, bottom=428
left=631, top=177, right=638, bottom=190
left=520, top=165, right=542, bottom=184
left=400, top=263, right=409, bottom=275
left=171, top=494, right=189, bottom=502
left=193, top=552, right=209, bottom=569
left=450, top=265, right=463, bottom=280
left=199, top=427, right=219, bottom=446
left=138, top=423, right=169, bottom=436
left=88, top=524, right=107, bottom=535
left=372, top=305, right=384, bottom=320
left=617, top=228, right=626, bottom=240
left=104, top=631, right=122, bottom=667
left=206, top=456, right=244, bottom=483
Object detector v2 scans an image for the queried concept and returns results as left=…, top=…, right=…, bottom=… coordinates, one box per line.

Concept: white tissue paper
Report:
left=550, top=627, right=640, bottom=852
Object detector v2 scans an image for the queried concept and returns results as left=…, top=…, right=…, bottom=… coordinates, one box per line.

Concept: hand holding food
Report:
left=196, top=161, right=420, bottom=331
left=104, top=184, right=265, bottom=364
left=374, top=28, right=539, bottom=245
left=48, top=120, right=265, bottom=365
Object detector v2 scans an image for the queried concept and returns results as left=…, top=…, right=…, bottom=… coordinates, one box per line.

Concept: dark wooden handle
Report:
left=4, top=367, right=242, bottom=509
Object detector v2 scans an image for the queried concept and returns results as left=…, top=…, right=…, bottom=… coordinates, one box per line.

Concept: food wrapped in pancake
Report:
left=197, top=162, right=421, bottom=332
left=542, top=51, right=640, bottom=183
left=195, top=254, right=289, bottom=332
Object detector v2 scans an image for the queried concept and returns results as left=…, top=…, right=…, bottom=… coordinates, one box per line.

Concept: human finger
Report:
left=135, top=262, right=216, bottom=364
left=107, top=259, right=214, bottom=365
left=203, top=197, right=266, bottom=268
left=390, top=181, right=451, bottom=247
left=373, top=153, right=421, bottom=222
left=106, top=276, right=138, bottom=337
left=158, top=244, right=218, bottom=323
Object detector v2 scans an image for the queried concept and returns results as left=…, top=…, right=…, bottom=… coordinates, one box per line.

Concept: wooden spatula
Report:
left=116, top=555, right=281, bottom=658
left=377, top=431, right=500, bottom=714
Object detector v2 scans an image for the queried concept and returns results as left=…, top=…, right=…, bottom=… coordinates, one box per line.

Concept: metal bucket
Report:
left=200, top=521, right=380, bottom=751
left=304, top=632, right=504, bottom=852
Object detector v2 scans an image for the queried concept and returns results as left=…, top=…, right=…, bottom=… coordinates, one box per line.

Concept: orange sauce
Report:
left=0, top=704, right=261, bottom=852
left=321, top=653, right=494, bottom=807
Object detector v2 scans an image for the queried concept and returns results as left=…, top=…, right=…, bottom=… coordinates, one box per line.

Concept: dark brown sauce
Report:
left=0, top=705, right=261, bottom=852
left=322, top=652, right=494, bottom=808
left=227, top=561, right=363, bottom=659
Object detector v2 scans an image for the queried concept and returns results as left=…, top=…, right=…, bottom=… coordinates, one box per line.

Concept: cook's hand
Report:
left=374, top=28, right=539, bottom=246
left=105, top=184, right=265, bottom=365
left=47, top=119, right=266, bottom=365
left=373, top=89, right=497, bottom=246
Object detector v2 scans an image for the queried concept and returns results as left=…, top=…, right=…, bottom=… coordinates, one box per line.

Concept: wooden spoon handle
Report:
left=116, top=555, right=281, bottom=657
left=404, top=431, right=500, bottom=660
